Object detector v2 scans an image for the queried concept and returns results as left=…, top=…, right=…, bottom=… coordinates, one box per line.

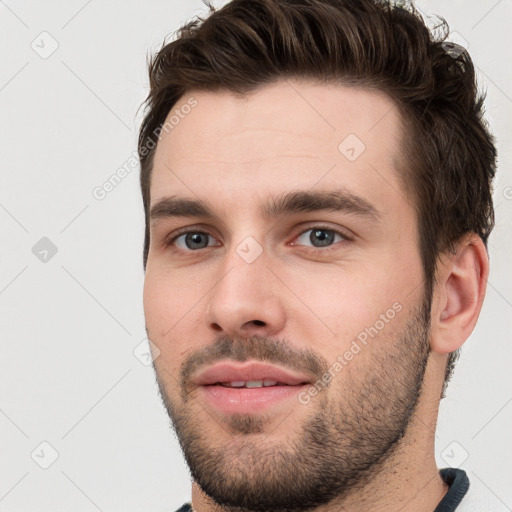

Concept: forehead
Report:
left=151, top=80, right=408, bottom=213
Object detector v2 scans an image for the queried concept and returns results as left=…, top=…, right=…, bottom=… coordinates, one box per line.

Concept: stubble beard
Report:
left=153, top=299, right=431, bottom=512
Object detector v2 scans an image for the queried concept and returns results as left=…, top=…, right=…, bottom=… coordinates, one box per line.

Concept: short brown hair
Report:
left=138, top=0, right=497, bottom=396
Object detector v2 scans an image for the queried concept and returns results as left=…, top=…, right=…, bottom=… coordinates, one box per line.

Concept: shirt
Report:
left=174, top=467, right=471, bottom=512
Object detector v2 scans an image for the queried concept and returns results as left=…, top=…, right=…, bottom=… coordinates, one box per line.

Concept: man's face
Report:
left=143, top=80, right=431, bottom=511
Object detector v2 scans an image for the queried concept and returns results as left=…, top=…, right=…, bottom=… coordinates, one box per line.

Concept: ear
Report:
left=430, top=235, right=489, bottom=354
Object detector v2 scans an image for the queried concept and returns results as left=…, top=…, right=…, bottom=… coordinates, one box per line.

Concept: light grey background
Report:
left=0, top=1, right=511, bottom=511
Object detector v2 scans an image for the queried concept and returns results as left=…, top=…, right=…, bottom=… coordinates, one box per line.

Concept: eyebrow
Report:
left=149, top=189, right=381, bottom=224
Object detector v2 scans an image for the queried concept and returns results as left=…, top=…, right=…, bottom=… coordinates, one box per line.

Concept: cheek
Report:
left=143, top=266, right=207, bottom=371
left=283, top=259, right=418, bottom=357
left=287, top=275, right=382, bottom=351
left=143, top=269, right=170, bottom=329
left=143, top=260, right=218, bottom=381
left=143, top=265, right=203, bottom=326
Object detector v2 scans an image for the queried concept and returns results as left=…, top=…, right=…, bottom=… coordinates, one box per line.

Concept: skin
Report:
left=143, top=80, right=489, bottom=512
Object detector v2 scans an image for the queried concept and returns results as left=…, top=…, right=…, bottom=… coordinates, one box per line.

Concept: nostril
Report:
left=252, top=320, right=265, bottom=326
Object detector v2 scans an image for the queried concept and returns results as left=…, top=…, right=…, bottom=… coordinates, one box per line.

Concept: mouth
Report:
left=193, top=360, right=314, bottom=386
left=192, top=361, right=314, bottom=414
left=206, top=379, right=306, bottom=388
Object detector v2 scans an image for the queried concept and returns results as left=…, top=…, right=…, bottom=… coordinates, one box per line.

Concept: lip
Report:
left=192, top=361, right=314, bottom=415
left=193, top=360, right=313, bottom=386
left=199, top=384, right=311, bottom=415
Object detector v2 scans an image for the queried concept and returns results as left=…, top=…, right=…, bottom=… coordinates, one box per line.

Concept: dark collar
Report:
left=434, top=468, right=470, bottom=512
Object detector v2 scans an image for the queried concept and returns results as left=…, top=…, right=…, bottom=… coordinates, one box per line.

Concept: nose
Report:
left=204, top=245, right=286, bottom=338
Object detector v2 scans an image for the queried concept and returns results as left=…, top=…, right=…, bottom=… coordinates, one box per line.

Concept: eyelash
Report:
left=163, top=225, right=352, bottom=254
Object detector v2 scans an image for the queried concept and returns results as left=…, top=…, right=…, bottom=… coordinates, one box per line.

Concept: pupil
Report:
left=186, top=232, right=208, bottom=249
left=311, top=229, right=334, bottom=247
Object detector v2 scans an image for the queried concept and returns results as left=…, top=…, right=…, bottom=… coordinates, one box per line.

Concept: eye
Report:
left=168, top=230, right=220, bottom=251
left=291, top=226, right=349, bottom=250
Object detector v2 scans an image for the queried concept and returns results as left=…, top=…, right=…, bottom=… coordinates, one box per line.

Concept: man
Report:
left=138, top=0, right=497, bottom=511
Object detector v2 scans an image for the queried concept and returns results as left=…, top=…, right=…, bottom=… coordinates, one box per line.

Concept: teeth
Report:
left=219, top=379, right=282, bottom=388
left=246, top=380, right=264, bottom=388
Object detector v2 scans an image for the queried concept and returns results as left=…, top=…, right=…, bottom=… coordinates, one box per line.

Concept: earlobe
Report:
left=430, top=235, right=489, bottom=354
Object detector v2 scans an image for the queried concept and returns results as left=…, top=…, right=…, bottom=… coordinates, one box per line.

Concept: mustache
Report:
left=180, top=334, right=329, bottom=390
